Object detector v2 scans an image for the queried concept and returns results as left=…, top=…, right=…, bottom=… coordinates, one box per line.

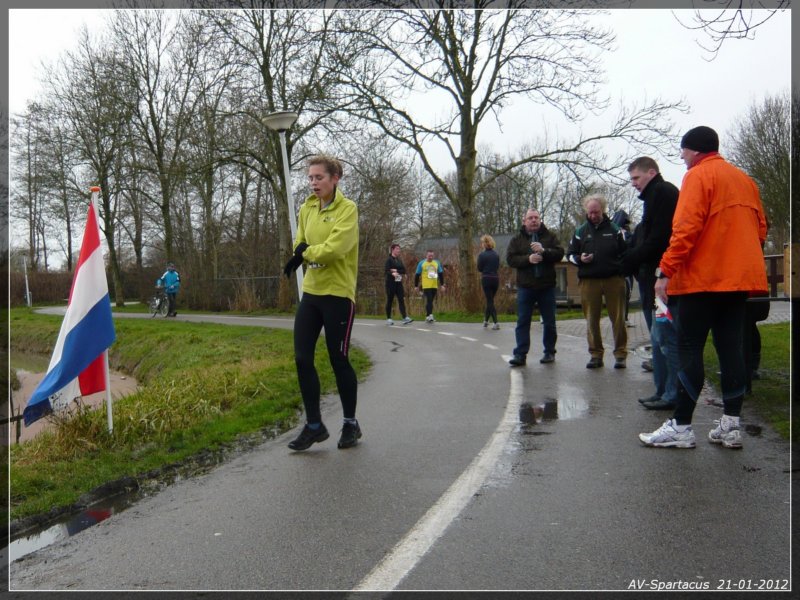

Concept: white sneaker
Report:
left=492, top=323, right=500, bottom=330
left=387, top=319, right=394, bottom=325
left=639, top=419, right=696, bottom=448
left=402, top=316, right=414, bottom=325
left=425, top=315, right=434, bottom=323
left=483, top=320, right=489, bottom=328
left=708, top=415, right=743, bottom=449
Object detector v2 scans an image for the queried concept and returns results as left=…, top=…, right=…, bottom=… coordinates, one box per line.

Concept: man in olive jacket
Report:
left=506, top=209, right=565, bottom=366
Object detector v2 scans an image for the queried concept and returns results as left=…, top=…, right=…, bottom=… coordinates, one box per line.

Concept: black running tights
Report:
left=293, top=293, right=357, bottom=424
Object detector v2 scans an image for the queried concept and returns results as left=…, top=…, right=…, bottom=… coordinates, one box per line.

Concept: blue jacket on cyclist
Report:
left=158, top=264, right=181, bottom=293
left=157, top=262, right=181, bottom=316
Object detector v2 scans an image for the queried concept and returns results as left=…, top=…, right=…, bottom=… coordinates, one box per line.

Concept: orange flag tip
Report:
left=90, top=186, right=101, bottom=192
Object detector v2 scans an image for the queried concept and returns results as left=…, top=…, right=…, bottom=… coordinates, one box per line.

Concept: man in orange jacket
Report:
left=639, top=126, right=768, bottom=450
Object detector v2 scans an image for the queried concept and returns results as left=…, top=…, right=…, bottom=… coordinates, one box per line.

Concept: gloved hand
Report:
left=283, top=243, right=309, bottom=278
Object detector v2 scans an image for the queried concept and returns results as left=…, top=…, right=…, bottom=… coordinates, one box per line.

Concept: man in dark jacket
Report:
left=506, top=209, right=565, bottom=366
left=567, top=195, right=629, bottom=369
left=621, top=157, right=680, bottom=409
left=384, top=243, right=413, bottom=325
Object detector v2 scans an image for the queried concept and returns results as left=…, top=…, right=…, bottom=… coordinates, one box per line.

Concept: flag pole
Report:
left=90, top=186, right=113, bottom=435
left=104, top=349, right=113, bottom=434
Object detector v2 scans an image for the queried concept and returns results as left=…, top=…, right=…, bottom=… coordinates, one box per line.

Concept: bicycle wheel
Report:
left=158, top=296, right=170, bottom=317
left=149, top=296, right=160, bottom=317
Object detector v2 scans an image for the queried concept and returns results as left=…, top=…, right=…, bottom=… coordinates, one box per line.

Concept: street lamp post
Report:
left=263, top=110, right=303, bottom=301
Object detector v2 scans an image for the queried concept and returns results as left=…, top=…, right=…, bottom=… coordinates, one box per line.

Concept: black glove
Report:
left=283, top=243, right=309, bottom=278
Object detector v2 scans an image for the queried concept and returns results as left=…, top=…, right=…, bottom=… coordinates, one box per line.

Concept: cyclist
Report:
left=157, top=262, right=181, bottom=317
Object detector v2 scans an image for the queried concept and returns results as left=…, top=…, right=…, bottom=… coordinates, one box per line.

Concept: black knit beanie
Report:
left=680, top=126, right=719, bottom=153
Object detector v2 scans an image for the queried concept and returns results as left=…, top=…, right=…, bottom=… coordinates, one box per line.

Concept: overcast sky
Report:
left=8, top=7, right=792, bottom=201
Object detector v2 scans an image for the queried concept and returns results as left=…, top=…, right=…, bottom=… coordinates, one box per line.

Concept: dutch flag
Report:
left=23, top=188, right=116, bottom=427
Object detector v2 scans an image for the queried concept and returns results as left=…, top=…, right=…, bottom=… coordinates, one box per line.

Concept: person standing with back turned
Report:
left=283, top=155, right=362, bottom=451
left=477, top=234, right=501, bottom=330
left=639, top=126, right=768, bottom=449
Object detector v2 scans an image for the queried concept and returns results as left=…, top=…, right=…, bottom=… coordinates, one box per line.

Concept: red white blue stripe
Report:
left=23, top=191, right=116, bottom=426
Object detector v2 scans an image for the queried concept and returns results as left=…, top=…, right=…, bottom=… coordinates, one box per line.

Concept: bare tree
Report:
left=339, top=5, right=684, bottom=310
left=10, top=103, right=50, bottom=271
left=726, top=90, right=790, bottom=252
left=673, top=1, right=789, bottom=60
left=111, top=10, right=203, bottom=265
left=207, top=8, right=362, bottom=308
left=44, top=27, right=133, bottom=305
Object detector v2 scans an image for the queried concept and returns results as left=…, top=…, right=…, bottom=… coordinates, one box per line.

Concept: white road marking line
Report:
left=483, top=343, right=499, bottom=350
left=353, top=356, right=523, bottom=592
left=460, top=336, right=477, bottom=342
left=437, top=331, right=454, bottom=336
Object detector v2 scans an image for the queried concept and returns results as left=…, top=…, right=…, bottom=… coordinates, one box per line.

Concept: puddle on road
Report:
left=519, top=381, right=589, bottom=424
left=485, top=386, right=591, bottom=491
left=8, top=425, right=285, bottom=563
left=8, top=493, right=138, bottom=563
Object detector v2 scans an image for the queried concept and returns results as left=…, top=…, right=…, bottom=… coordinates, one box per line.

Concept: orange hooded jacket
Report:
left=659, top=153, right=768, bottom=295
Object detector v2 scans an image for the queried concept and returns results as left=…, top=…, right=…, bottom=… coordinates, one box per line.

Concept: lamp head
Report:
left=262, top=111, right=298, bottom=132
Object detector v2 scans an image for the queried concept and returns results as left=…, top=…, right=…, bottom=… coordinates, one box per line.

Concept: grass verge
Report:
left=9, top=308, right=370, bottom=521
left=703, top=322, right=791, bottom=439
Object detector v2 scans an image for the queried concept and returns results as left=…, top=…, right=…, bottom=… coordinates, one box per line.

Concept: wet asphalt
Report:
left=8, top=304, right=793, bottom=592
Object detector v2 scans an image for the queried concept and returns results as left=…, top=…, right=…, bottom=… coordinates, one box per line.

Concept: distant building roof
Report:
left=414, top=232, right=569, bottom=264
left=414, top=234, right=514, bottom=260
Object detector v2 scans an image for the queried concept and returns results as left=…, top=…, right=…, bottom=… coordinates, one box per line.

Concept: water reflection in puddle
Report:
left=553, top=381, right=590, bottom=420
left=8, top=493, right=138, bottom=563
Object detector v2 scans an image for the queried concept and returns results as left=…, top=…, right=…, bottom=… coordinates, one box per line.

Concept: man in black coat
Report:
left=506, top=209, right=565, bottom=366
left=621, top=157, right=680, bottom=409
left=567, top=195, right=629, bottom=369
left=384, top=243, right=413, bottom=325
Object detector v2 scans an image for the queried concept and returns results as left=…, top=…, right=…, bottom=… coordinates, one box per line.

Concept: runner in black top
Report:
left=477, top=234, right=501, bottom=329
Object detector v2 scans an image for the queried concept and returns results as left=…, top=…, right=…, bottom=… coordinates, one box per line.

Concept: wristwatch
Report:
left=655, top=267, right=667, bottom=279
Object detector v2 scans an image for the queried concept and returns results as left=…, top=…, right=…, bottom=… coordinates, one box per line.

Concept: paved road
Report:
left=9, top=304, right=793, bottom=592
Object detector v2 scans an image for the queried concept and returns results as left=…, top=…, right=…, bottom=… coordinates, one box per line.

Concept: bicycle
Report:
left=149, top=287, right=170, bottom=318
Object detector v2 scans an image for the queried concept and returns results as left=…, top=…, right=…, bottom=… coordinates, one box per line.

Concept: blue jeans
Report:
left=672, top=292, right=747, bottom=424
left=651, top=314, right=679, bottom=403
left=513, top=286, right=557, bottom=357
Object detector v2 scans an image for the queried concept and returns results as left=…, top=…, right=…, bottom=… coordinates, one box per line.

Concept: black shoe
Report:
left=539, top=353, right=555, bottom=364
left=641, top=359, right=653, bottom=372
left=638, top=394, right=661, bottom=405
left=288, top=423, right=329, bottom=451
left=509, top=354, right=527, bottom=367
left=338, top=421, right=362, bottom=448
left=586, top=358, right=603, bottom=369
left=614, top=358, right=626, bottom=369
left=641, top=399, right=676, bottom=411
